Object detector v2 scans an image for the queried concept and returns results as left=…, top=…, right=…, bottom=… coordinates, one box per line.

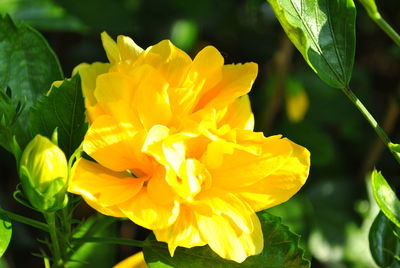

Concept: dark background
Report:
left=1, top=0, right=400, bottom=267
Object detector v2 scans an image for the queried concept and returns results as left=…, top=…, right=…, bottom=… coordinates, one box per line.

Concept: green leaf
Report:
left=369, top=211, right=400, bottom=267
left=68, top=214, right=117, bottom=267
left=0, top=88, right=23, bottom=154
left=266, top=0, right=356, bottom=88
left=371, top=169, right=400, bottom=228
left=0, top=15, right=63, bottom=148
left=30, top=75, right=87, bottom=158
left=143, top=211, right=309, bottom=268
left=0, top=208, right=12, bottom=258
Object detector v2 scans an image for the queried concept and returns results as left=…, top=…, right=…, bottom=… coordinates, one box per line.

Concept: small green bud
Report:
left=19, top=135, right=68, bottom=212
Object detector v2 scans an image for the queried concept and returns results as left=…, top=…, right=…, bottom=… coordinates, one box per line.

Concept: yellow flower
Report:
left=69, top=32, right=310, bottom=263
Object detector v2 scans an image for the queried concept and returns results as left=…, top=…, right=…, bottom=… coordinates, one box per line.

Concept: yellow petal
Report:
left=195, top=62, right=258, bottom=111
left=131, top=65, right=172, bottom=129
left=83, top=115, right=151, bottom=172
left=101, top=31, right=121, bottom=64
left=236, top=141, right=310, bottom=211
left=154, top=205, right=206, bottom=255
left=143, top=40, right=192, bottom=87
left=167, top=46, right=224, bottom=122
left=113, top=251, right=148, bottom=268
left=119, top=189, right=180, bottom=230
left=73, top=62, right=110, bottom=122
left=207, top=134, right=296, bottom=189
left=94, top=72, right=140, bottom=125
left=195, top=195, right=263, bottom=263
left=69, top=158, right=145, bottom=215
left=218, top=95, right=254, bottom=130
left=117, top=35, right=143, bottom=62
left=147, top=167, right=177, bottom=205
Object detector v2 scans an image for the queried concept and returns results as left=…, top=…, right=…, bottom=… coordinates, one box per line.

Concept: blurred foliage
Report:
left=0, top=0, right=400, bottom=267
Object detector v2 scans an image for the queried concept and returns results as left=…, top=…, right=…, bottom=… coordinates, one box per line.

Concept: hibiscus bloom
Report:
left=69, top=32, right=310, bottom=263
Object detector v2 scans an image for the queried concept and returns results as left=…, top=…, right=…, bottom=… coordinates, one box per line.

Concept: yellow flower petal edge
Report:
left=113, top=251, right=148, bottom=268
left=69, top=32, right=311, bottom=263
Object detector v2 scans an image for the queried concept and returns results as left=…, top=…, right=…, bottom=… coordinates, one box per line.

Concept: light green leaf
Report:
left=30, top=75, right=87, bottom=158
left=371, top=169, right=400, bottom=228
left=0, top=208, right=12, bottom=258
left=369, top=211, right=400, bottom=267
left=266, top=0, right=356, bottom=88
left=0, top=15, right=63, bottom=148
left=143, top=211, right=310, bottom=268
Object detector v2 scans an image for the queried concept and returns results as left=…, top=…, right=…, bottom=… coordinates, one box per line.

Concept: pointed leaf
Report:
left=371, top=169, right=400, bottom=228
left=0, top=208, right=12, bottom=258
left=143, top=211, right=310, bottom=268
left=266, top=0, right=356, bottom=88
left=0, top=15, right=63, bottom=147
left=30, top=75, right=87, bottom=158
left=369, top=211, right=400, bottom=267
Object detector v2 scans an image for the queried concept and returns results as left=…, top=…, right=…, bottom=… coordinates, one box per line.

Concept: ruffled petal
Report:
left=141, top=40, right=192, bottom=86
left=195, top=62, right=257, bottom=111
left=94, top=72, right=140, bottom=124
left=235, top=141, right=310, bottom=211
left=154, top=205, right=206, bottom=255
left=83, top=115, right=151, bottom=172
left=147, top=167, right=177, bottom=205
left=205, top=134, right=298, bottom=189
left=72, top=62, right=110, bottom=122
left=69, top=158, right=145, bottom=215
left=119, top=189, right=180, bottom=230
left=194, top=192, right=263, bottom=263
left=131, top=66, right=172, bottom=130
left=101, top=31, right=121, bottom=64
left=117, top=35, right=143, bottom=62
left=218, top=95, right=254, bottom=130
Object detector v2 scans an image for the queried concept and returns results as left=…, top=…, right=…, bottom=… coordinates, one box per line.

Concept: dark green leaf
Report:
left=143, top=211, right=309, bottom=268
left=0, top=208, right=12, bottom=258
left=371, top=169, right=400, bottom=228
left=266, top=0, right=356, bottom=88
left=369, top=211, right=400, bottom=267
left=0, top=15, right=63, bottom=148
left=30, top=75, right=87, bottom=158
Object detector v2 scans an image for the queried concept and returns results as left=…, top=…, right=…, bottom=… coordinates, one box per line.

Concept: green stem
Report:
left=0, top=207, right=48, bottom=232
left=372, top=14, right=400, bottom=47
left=341, top=87, right=400, bottom=165
left=44, top=212, right=63, bottom=267
left=72, top=237, right=145, bottom=248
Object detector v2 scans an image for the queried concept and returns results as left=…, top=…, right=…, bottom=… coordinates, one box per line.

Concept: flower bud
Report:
left=19, top=135, right=68, bottom=212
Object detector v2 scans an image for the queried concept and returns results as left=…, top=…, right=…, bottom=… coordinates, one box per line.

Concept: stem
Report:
left=44, top=212, right=63, bottom=267
left=0, top=207, right=48, bottom=232
left=372, top=14, right=400, bottom=47
left=341, top=87, right=400, bottom=165
left=72, top=237, right=145, bottom=248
